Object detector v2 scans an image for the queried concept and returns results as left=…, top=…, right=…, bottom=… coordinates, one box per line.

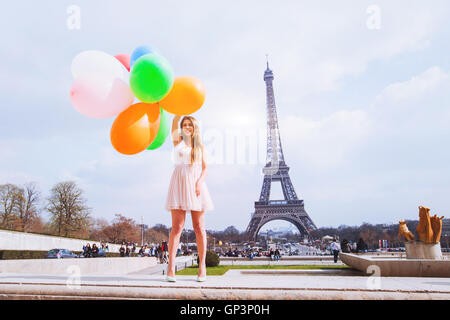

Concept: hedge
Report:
left=197, top=251, right=220, bottom=267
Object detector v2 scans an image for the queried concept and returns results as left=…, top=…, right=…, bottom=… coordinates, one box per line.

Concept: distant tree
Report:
left=152, top=224, right=170, bottom=237
left=223, top=226, right=241, bottom=242
left=144, top=226, right=169, bottom=244
left=0, top=184, right=23, bottom=229
left=15, top=182, right=41, bottom=232
left=27, top=216, right=46, bottom=234
left=359, top=223, right=382, bottom=249
left=101, top=214, right=140, bottom=244
left=46, top=181, right=91, bottom=238
left=180, top=229, right=196, bottom=244
left=89, top=217, right=110, bottom=241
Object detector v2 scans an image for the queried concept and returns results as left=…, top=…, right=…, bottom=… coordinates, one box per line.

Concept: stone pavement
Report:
left=0, top=257, right=449, bottom=300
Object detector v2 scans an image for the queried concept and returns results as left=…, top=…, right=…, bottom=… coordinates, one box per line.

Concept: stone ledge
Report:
left=0, top=257, right=158, bottom=275
left=238, top=269, right=363, bottom=276
left=0, top=283, right=449, bottom=300
left=339, top=253, right=450, bottom=277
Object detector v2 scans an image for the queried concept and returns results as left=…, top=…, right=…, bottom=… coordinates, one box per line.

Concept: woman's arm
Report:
left=195, top=147, right=208, bottom=197
left=171, top=115, right=182, bottom=146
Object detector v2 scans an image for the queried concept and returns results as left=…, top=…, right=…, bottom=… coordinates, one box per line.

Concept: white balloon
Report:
left=71, top=50, right=129, bottom=83
left=69, top=71, right=134, bottom=118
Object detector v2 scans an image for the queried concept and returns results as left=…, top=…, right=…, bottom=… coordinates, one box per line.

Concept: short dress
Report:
left=165, top=140, right=214, bottom=212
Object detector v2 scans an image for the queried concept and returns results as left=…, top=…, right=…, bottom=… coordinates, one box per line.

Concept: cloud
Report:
left=375, top=66, right=449, bottom=104
left=280, top=109, right=371, bottom=169
left=285, top=66, right=450, bottom=226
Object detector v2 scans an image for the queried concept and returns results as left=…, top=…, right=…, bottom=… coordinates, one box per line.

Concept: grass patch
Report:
left=176, top=264, right=350, bottom=276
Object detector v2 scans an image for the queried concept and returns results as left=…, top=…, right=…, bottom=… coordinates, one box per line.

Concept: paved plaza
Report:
left=0, top=256, right=449, bottom=300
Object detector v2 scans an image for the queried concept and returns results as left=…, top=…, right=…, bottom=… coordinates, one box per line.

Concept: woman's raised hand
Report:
left=171, top=115, right=182, bottom=145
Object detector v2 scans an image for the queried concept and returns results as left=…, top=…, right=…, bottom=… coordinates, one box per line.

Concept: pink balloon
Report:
left=69, top=73, right=134, bottom=118
left=114, top=54, right=131, bottom=72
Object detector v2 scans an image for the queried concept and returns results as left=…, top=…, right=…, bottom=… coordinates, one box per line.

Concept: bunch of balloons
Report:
left=69, top=45, right=206, bottom=155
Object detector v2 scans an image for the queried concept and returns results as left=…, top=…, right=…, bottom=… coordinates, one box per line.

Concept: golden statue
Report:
left=416, top=206, right=444, bottom=244
left=398, top=220, right=414, bottom=242
left=430, top=214, right=444, bottom=243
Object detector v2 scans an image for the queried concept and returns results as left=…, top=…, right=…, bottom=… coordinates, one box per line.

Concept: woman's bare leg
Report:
left=191, top=210, right=207, bottom=277
left=167, top=209, right=186, bottom=277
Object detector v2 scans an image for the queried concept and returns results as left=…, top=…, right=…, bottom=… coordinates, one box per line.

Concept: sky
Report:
left=0, top=1, right=449, bottom=232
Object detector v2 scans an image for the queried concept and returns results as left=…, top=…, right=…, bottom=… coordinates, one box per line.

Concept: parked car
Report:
left=45, top=249, right=78, bottom=259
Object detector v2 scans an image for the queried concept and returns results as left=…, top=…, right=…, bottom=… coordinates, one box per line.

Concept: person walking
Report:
left=164, top=115, right=214, bottom=283
left=269, top=249, right=274, bottom=261
left=156, top=244, right=161, bottom=263
left=177, top=243, right=182, bottom=257
left=274, top=249, right=280, bottom=261
left=161, top=241, right=169, bottom=264
left=331, top=238, right=341, bottom=263
left=119, top=245, right=125, bottom=257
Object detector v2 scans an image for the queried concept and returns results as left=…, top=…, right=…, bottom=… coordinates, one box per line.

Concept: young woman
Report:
left=165, top=115, right=214, bottom=282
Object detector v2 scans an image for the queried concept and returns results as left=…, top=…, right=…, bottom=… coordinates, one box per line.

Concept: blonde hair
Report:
left=180, top=116, right=203, bottom=165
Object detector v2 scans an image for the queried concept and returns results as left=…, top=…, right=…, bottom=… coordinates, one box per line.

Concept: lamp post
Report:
left=141, top=216, right=144, bottom=247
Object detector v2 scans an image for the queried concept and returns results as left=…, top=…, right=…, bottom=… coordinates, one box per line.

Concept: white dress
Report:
left=165, top=140, right=214, bottom=212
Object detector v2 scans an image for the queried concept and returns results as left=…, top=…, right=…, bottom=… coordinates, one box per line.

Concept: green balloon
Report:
left=130, top=53, right=174, bottom=103
left=147, top=107, right=170, bottom=150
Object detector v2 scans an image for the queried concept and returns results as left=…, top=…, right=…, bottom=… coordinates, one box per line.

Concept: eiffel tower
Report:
left=245, top=61, right=317, bottom=242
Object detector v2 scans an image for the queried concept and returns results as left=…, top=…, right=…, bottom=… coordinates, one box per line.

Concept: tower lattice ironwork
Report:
left=245, top=61, right=317, bottom=241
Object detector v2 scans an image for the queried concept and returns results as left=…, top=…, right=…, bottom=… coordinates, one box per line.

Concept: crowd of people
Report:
left=81, top=242, right=109, bottom=258
left=119, top=242, right=137, bottom=257
left=80, top=240, right=192, bottom=261
left=340, top=238, right=368, bottom=254
left=221, top=247, right=283, bottom=260
left=118, top=241, right=186, bottom=264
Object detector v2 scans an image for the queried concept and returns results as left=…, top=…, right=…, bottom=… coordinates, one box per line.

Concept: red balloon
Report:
left=114, top=54, right=131, bottom=72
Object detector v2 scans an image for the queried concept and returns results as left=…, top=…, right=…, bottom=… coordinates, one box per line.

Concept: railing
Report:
left=269, top=200, right=288, bottom=205
left=255, top=200, right=304, bottom=206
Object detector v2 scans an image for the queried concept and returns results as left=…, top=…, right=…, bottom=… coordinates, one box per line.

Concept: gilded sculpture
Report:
left=399, top=206, right=444, bottom=244
left=398, top=220, right=414, bottom=242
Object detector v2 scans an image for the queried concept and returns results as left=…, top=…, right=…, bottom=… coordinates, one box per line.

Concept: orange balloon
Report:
left=159, top=76, right=205, bottom=115
left=110, top=102, right=161, bottom=155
